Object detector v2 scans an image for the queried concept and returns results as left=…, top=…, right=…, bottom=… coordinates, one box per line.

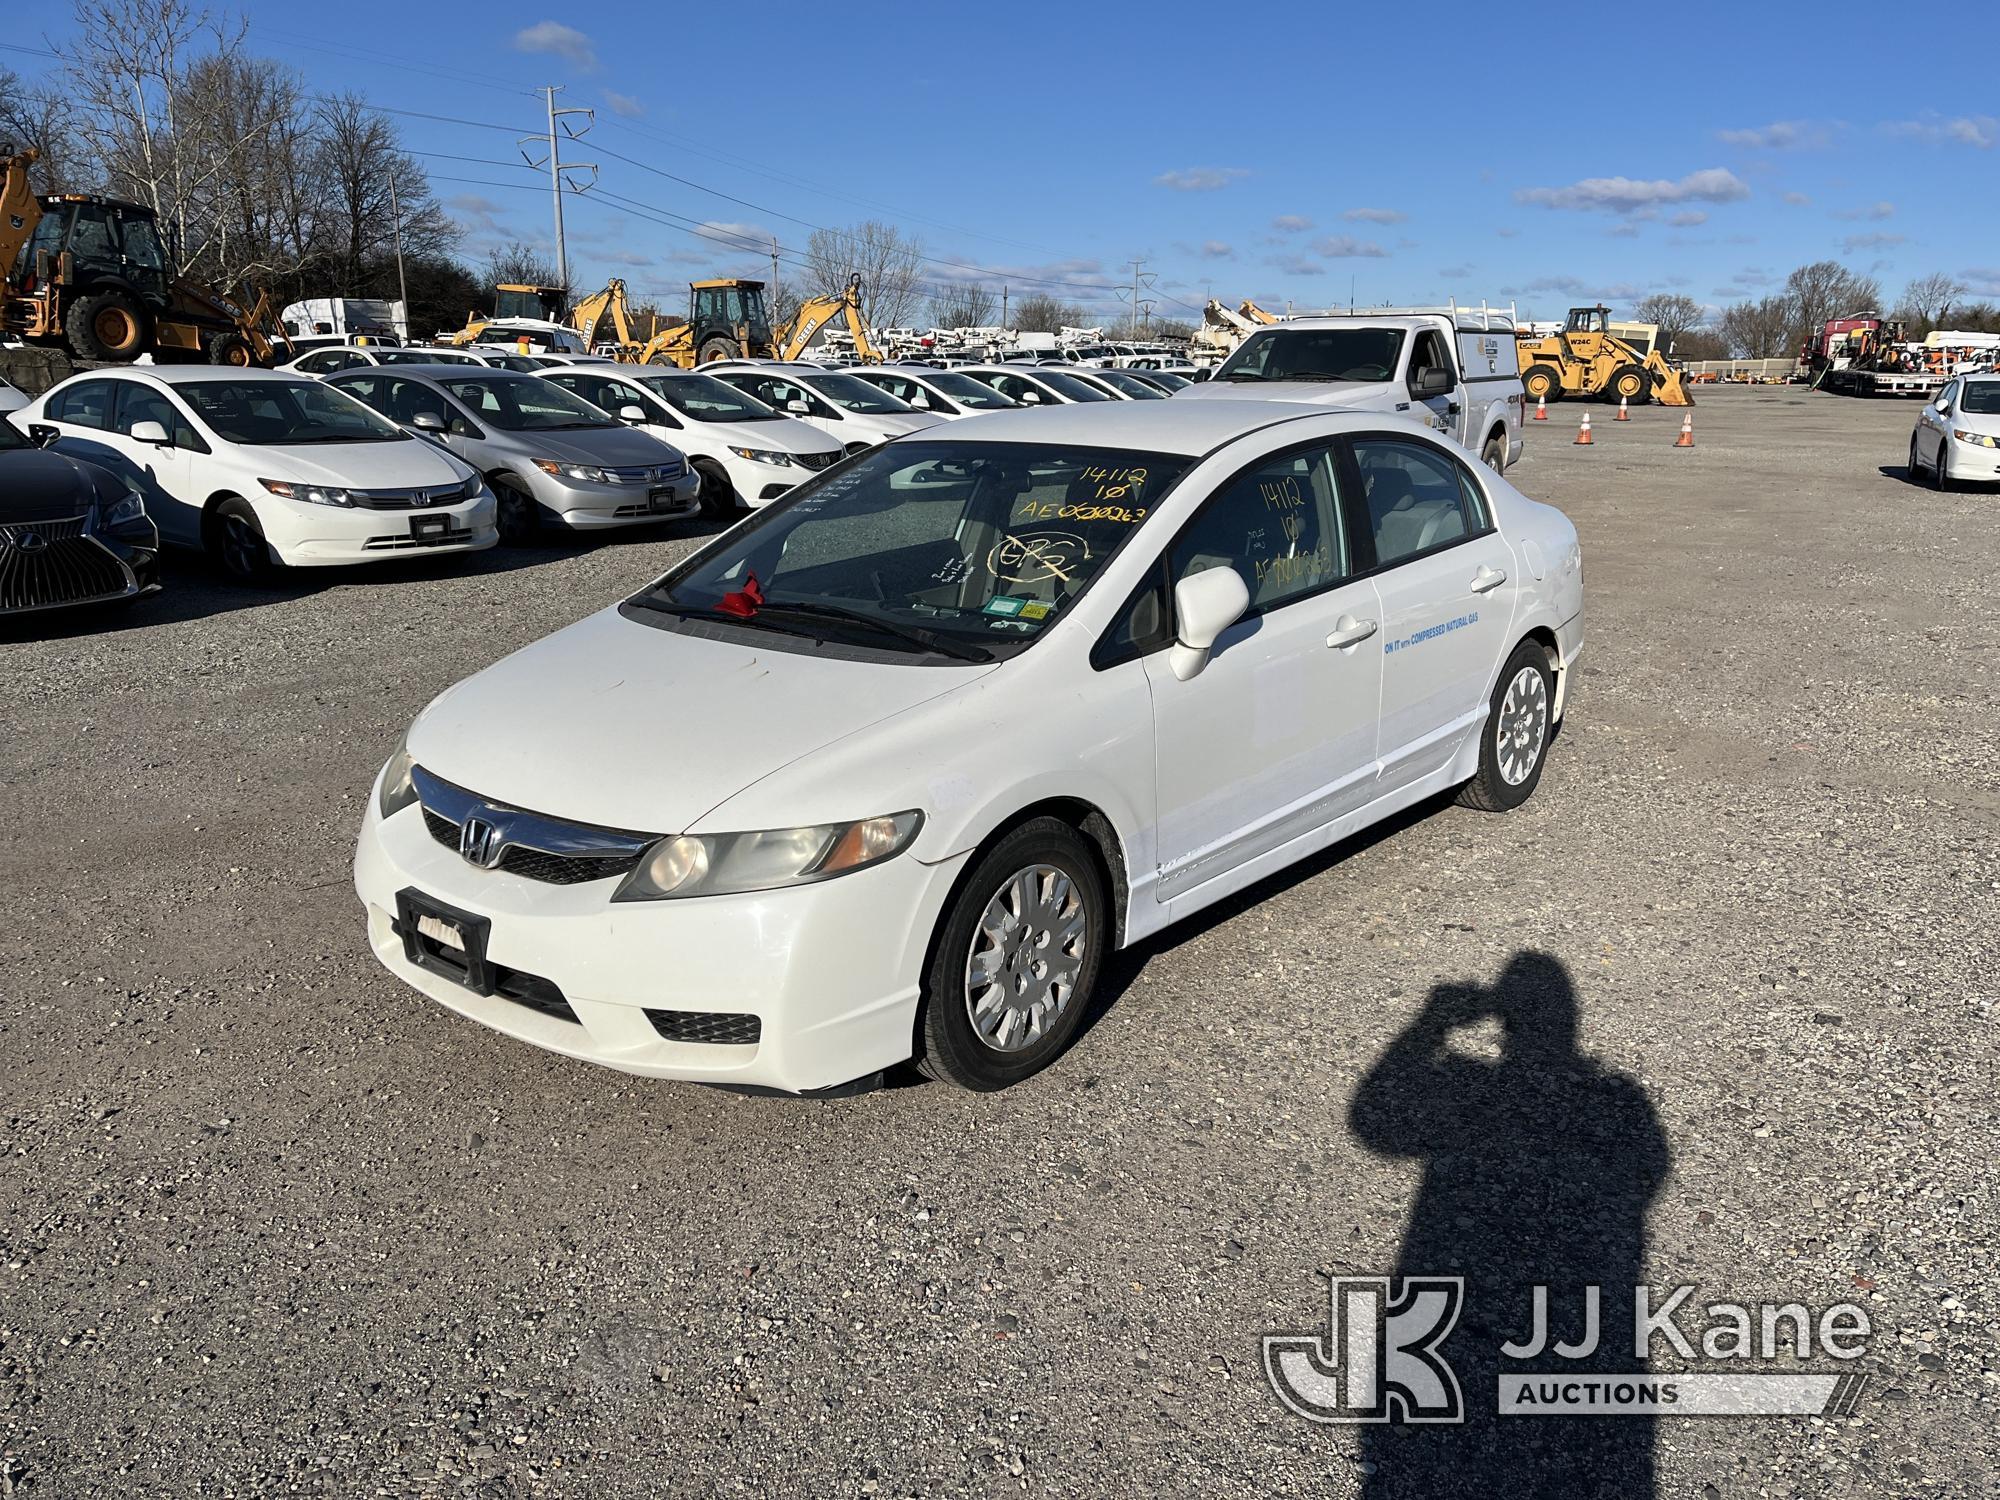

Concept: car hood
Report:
left=1947, top=407, right=2000, bottom=435
left=869, top=411, right=944, bottom=436
left=0, top=447, right=110, bottom=520
left=1177, top=378, right=1399, bottom=408
left=696, top=414, right=842, bottom=456
left=256, top=437, right=471, bottom=488
left=406, top=606, right=994, bottom=834
left=511, top=425, right=682, bottom=467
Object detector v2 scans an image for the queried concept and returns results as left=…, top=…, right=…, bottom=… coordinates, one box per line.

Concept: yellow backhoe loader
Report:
left=1, top=146, right=291, bottom=365
left=1515, top=304, right=1693, bottom=406
left=776, top=276, right=880, bottom=363
left=1238, top=300, right=1280, bottom=325
left=633, top=277, right=777, bottom=367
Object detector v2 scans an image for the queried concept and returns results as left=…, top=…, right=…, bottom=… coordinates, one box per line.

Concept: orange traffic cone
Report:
left=1532, top=395, right=1548, bottom=421
left=1574, top=411, right=1593, bottom=446
left=1673, top=413, right=1694, bottom=448
left=1614, top=395, right=1630, bottom=421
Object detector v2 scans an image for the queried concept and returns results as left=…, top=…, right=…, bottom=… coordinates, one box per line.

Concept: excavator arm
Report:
left=1238, top=299, right=1279, bottom=325
left=779, top=276, right=880, bottom=363
left=1, top=148, right=46, bottom=285
left=573, top=278, right=638, bottom=353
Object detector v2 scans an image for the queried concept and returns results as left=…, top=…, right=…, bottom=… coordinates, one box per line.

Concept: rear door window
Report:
left=49, top=379, right=116, bottom=429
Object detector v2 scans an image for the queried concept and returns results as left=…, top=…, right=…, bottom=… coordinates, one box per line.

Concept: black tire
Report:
left=1608, top=364, right=1648, bottom=404
left=690, top=457, right=737, bottom=518
left=209, top=497, right=279, bottom=583
left=1521, top=363, right=1563, bottom=403
left=697, top=336, right=737, bottom=365
left=206, top=331, right=255, bottom=367
left=1908, top=434, right=1928, bottom=482
left=1480, top=432, right=1507, bottom=473
left=492, top=475, right=541, bottom=544
left=66, top=291, right=149, bottom=361
left=915, top=817, right=1107, bottom=1092
left=1931, top=439, right=1951, bottom=491
left=1458, top=639, right=1555, bottom=813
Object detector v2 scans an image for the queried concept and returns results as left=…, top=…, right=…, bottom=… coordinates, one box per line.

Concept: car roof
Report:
left=328, top=363, right=522, bottom=381
left=95, top=365, right=316, bottom=386
left=906, top=398, right=1364, bottom=455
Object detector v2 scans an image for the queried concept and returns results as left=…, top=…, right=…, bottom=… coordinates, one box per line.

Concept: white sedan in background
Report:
left=1908, top=374, right=2000, bottom=489
left=847, top=364, right=1025, bottom=418
left=537, top=364, right=845, bottom=514
left=707, top=366, right=941, bottom=454
left=355, top=401, right=1582, bottom=1095
left=954, top=364, right=1119, bottom=407
left=283, top=344, right=488, bottom=377
left=11, top=367, right=494, bottom=580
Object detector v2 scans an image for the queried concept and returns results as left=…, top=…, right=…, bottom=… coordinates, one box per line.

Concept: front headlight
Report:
left=376, top=732, right=419, bottom=820
left=1950, top=428, right=1999, bottom=448
left=613, top=811, right=922, bottom=901
left=260, top=477, right=355, bottom=507
left=101, top=488, right=148, bottom=527
left=533, top=459, right=610, bottom=483
left=729, top=446, right=794, bottom=468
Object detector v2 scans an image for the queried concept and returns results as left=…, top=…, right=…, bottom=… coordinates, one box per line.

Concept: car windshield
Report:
left=626, top=440, right=1191, bottom=659
left=923, top=371, right=1018, bottom=409
left=1036, top=370, right=1114, bottom=402
left=438, top=375, right=617, bottom=430
left=0, top=417, right=28, bottom=450
left=1091, top=370, right=1167, bottom=399
left=638, top=372, right=777, bottom=422
left=1217, top=327, right=1406, bottom=383
left=177, top=379, right=407, bottom=445
left=802, top=372, right=916, bottom=414
left=1143, top=372, right=1192, bottom=391
left=1959, top=381, right=2000, bottom=414
left=378, top=349, right=473, bottom=365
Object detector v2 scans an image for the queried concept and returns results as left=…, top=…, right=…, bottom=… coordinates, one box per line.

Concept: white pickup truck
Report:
left=1178, top=305, right=1526, bottom=472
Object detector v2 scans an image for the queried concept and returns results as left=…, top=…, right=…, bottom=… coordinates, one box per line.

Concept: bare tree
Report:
left=1896, top=272, right=1966, bottom=333
left=312, top=94, right=455, bottom=296
left=1783, top=260, right=1880, bottom=350
left=927, top=281, right=995, bottom=329
left=0, top=67, right=81, bottom=190
left=484, top=241, right=568, bottom=300
left=802, top=220, right=926, bottom=330
left=1717, top=296, right=1795, bottom=359
left=1012, top=292, right=1088, bottom=334
left=1631, top=293, right=1703, bottom=351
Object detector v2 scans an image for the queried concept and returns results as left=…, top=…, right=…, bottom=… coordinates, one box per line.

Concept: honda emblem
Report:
left=458, top=816, right=503, bottom=868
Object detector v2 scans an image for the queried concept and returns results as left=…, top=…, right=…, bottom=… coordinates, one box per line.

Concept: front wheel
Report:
left=1931, top=439, right=1951, bottom=491
left=690, top=457, right=737, bottom=518
left=1608, top=364, right=1648, bottom=403
left=210, top=497, right=279, bottom=583
left=697, top=336, right=737, bottom=365
left=67, top=291, right=149, bottom=361
left=916, top=818, right=1106, bottom=1091
left=493, top=476, right=541, bottom=544
left=1458, top=640, right=1555, bottom=812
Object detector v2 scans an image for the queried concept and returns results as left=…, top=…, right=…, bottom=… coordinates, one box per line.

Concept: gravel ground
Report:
left=1, top=387, right=1995, bottom=1498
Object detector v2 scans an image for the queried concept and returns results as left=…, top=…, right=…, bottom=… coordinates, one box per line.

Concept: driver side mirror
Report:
left=1168, top=566, right=1251, bottom=681
left=787, top=399, right=811, bottom=415
left=1411, top=365, right=1454, bottom=399
left=618, top=404, right=648, bottom=423
left=410, top=411, right=446, bottom=433
left=128, top=419, right=171, bottom=446
left=27, top=422, right=59, bottom=448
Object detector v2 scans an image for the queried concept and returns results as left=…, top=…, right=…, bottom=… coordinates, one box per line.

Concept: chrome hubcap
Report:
left=965, top=863, right=1087, bottom=1053
left=1496, top=665, right=1549, bottom=786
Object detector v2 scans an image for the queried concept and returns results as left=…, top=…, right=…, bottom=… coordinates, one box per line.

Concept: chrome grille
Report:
left=413, top=768, right=654, bottom=885
left=604, top=462, right=684, bottom=485
left=0, top=515, right=133, bottom=612
left=352, top=479, right=478, bottom=511
left=792, top=452, right=839, bottom=472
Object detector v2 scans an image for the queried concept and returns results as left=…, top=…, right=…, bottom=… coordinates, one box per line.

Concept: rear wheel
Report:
left=1458, top=640, right=1555, bottom=812
left=209, top=497, right=279, bottom=583
left=1609, top=364, right=1648, bottom=403
left=1521, top=363, right=1563, bottom=403
left=493, top=475, right=541, bottom=544
left=916, top=818, right=1105, bottom=1091
left=67, top=291, right=149, bottom=361
left=690, top=457, right=737, bottom=518
left=697, top=336, right=737, bottom=365
left=206, top=331, right=255, bottom=367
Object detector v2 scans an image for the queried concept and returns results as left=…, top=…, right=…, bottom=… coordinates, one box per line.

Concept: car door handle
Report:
left=1326, top=615, right=1378, bottom=648
left=1470, top=566, right=1508, bottom=594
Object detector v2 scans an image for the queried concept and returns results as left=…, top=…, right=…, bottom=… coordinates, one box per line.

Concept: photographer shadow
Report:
left=1351, top=951, right=1670, bottom=1499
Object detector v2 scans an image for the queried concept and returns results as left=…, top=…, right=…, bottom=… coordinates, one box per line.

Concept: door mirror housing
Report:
left=618, top=404, right=648, bottom=423
left=1168, top=566, right=1251, bottom=681
left=127, top=419, right=171, bottom=445
left=27, top=422, right=59, bottom=447
left=409, top=411, right=446, bottom=433
left=1411, top=365, right=1454, bottom=399
left=786, top=399, right=812, bottom=415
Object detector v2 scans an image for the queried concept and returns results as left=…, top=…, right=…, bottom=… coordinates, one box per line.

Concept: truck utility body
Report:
left=1180, top=304, right=1525, bottom=470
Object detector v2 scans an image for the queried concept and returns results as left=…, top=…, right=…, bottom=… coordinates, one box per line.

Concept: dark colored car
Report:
left=0, top=417, right=160, bottom=615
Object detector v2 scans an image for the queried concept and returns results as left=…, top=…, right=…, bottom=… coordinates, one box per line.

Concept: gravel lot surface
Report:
left=2, top=387, right=1995, bottom=1497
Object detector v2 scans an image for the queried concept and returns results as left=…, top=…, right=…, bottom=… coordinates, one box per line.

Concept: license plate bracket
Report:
left=648, top=485, right=674, bottom=512
left=395, top=888, right=495, bottom=995
left=410, top=514, right=450, bottom=541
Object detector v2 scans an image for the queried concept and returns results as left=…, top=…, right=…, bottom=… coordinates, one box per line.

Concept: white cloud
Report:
left=1715, top=120, right=1835, bottom=149
left=1268, top=254, right=1326, bottom=278
left=1840, top=231, right=1906, bottom=253
left=1270, top=214, right=1314, bottom=233
left=1605, top=224, right=1641, bottom=239
left=1199, top=240, right=1234, bottom=259
left=1961, top=267, right=2000, bottom=296
left=1883, top=114, right=1997, bottom=148
left=1342, top=207, right=1405, bottom=224
left=604, top=90, right=645, bottom=118
left=447, top=194, right=508, bottom=234
left=1831, top=200, right=1894, bottom=221
left=1498, top=275, right=1646, bottom=303
left=1781, top=190, right=1812, bottom=205
left=1668, top=210, right=1708, bottom=227
left=1312, top=235, right=1388, bottom=259
left=513, top=21, right=598, bottom=70
left=1515, top=168, right=1751, bottom=214
left=1154, top=166, right=1250, bottom=192
left=1438, top=263, right=1473, bottom=280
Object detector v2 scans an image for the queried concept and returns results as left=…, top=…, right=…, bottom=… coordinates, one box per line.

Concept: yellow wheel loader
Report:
left=1514, top=304, right=1693, bottom=406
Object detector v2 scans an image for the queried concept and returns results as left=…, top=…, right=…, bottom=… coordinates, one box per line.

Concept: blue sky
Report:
left=20, top=0, right=2000, bottom=324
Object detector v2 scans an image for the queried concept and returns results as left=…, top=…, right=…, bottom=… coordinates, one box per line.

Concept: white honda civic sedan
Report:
left=355, top=401, right=1582, bottom=1094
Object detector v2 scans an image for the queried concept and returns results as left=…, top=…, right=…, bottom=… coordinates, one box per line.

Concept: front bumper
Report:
left=523, top=469, right=702, bottom=529
left=353, top=786, right=963, bottom=1093
left=1947, top=432, right=2000, bottom=480
left=0, top=513, right=159, bottom=614
left=264, top=492, right=499, bottom=566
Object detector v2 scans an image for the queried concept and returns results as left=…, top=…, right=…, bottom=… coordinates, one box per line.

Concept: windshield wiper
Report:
left=628, top=597, right=822, bottom=640
left=1274, top=371, right=1352, bottom=382
left=755, top=601, right=992, bottom=662
left=1218, top=371, right=1267, bottom=381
